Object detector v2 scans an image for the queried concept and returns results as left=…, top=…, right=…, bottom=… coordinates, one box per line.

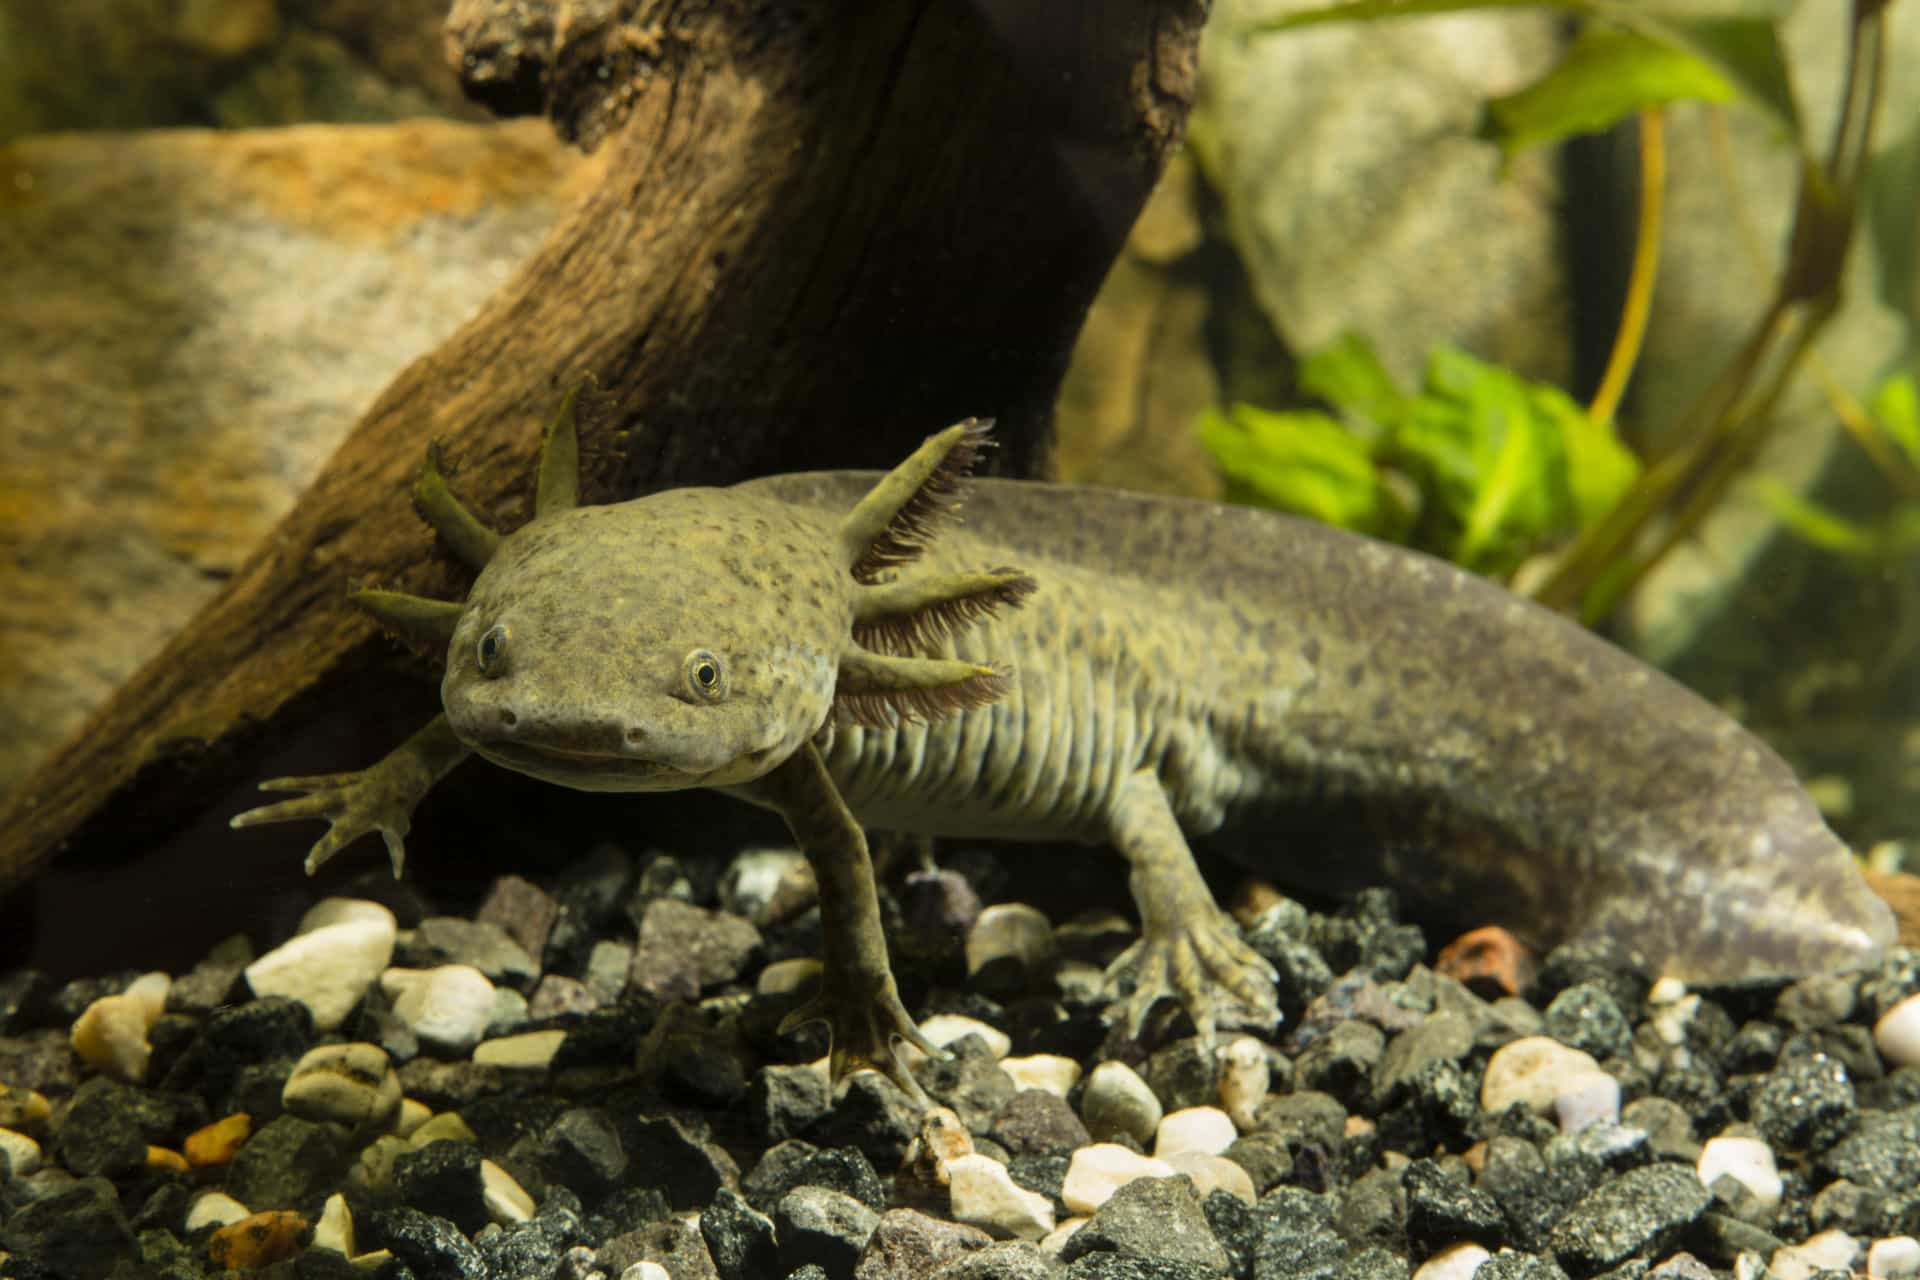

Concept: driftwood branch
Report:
left=0, top=0, right=1209, bottom=959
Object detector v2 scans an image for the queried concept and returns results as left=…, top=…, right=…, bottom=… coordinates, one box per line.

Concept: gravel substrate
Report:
left=2, top=841, right=1919, bottom=1280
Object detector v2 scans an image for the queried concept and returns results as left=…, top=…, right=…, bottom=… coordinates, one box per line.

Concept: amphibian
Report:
left=234, top=398, right=1896, bottom=1095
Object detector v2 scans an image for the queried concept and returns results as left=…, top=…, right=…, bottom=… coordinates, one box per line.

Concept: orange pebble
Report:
left=145, top=1145, right=189, bottom=1173
left=207, top=1210, right=308, bottom=1271
left=185, top=1113, right=252, bottom=1168
left=1435, top=925, right=1535, bottom=998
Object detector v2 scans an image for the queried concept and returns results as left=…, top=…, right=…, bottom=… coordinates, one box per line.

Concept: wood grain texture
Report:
left=0, top=0, right=1209, bottom=932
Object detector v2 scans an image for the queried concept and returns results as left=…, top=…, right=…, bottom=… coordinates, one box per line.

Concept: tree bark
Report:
left=0, top=0, right=1209, bottom=960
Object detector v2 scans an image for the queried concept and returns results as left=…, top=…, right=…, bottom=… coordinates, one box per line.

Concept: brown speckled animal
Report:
left=234, top=398, right=1896, bottom=1097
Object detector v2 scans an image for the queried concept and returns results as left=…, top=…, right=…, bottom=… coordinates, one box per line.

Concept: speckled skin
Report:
left=239, top=421, right=1894, bottom=1092
left=741, top=472, right=1894, bottom=986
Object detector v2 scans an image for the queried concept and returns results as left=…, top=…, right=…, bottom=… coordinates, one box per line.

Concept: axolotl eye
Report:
left=684, top=648, right=728, bottom=702
left=477, top=623, right=511, bottom=677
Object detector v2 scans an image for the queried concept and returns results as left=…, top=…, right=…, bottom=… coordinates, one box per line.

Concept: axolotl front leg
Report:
left=751, top=740, right=944, bottom=1100
left=231, top=714, right=469, bottom=877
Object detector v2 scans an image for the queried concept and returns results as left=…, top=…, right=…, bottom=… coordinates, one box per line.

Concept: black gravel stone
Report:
left=479, top=1202, right=594, bottom=1276
left=1253, top=1089, right=1346, bottom=1152
left=1007, top=1155, right=1069, bottom=1214
left=915, top=1034, right=1017, bottom=1134
left=1223, top=1133, right=1294, bottom=1197
left=1721, top=1021, right=1783, bottom=1075
left=596, top=1184, right=672, bottom=1239
left=1336, top=1167, right=1407, bottom=1253
left=1294, top=1021, right=1384, bottom=1109
left=931, top=1240, right=1063, bottom=1280
left=1481, top=1136, right=1579, bottom=1253
left=1817, top=1104, right=1920, bottom=1192
left=1653, top=1054, right=1732, bottom=1138
left=1543, top=986, right=1632, bottom=1061
left=1247, top=931, right=1336, bottom=1024
left=1309, top=890, right=1425, bottom=982
left=1752, top=1051, right=1856, bottom=1153
left=1204, top=1186, right=1259, bottom=1280
left=1374, top=1059, right=1477, bottom=1154
left=1530, top=944, right=1646, bottom=1017
left=1775, top=975, right=1857, bottom=1031
left=1144, top=1037, right=1223, bottom=1112
left=991, top=1090, right=1092, bottom=1158
left=0, top=1175, right=132, bottom=1279
left=1061, top=1173, right=1231, bottom=1273
left=1478, top=1253, right=1570, bottom=1280
left=1547, top=1165, right=1712, bottom=1276
left=745, top=1141, right=887, bottom=1216
left=1373, top=1013, right=1474, bottom=1108
left=1335, top=1245, right=1411, bottom=1280
left=531, top=1107, right=629, bottom=1206
left=223, top=1115, right=350, bottom=1210
left=1403, top=1159, right=1505, bottom=1255
left=1251, top=1186, right=1348, bottom=1280
left=809, top=1072, right=923, bottom=1170
left=750, top=1064, right=833, bottom=1144
left=391, top=1139, right=489, bottom=1236
left=161, top=997, right=314, bottom=1107
left=703, top=1186, right=781, bottom=1280
left=0, top=1029, right=79, bottom=1095
left=1690, top=1211, right=1785, bottom=1265
left=617, top=1113, right=740, bottom=1212
left=55, top=1077, right=204, bottom=1178
left=548, top=997, right=659, bottom=1071
left=1808, top=1178, right=1887, bottom=1235
left=777, top=1185, right=880, bottom=1278
left=366, top=1203, right=488, bottom=1280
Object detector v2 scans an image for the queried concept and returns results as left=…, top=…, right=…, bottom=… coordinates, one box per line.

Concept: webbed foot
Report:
left=779, top=962, right=944, bottom=1104
left=231, top=768, right=415, bottom=877
left=229, top=715, right=470, bottom=878
left=1105, top=907, right=1279, bottom=1042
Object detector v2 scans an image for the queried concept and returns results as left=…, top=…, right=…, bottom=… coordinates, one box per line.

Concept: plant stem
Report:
left=1588, top=110, right=1665, bottom=427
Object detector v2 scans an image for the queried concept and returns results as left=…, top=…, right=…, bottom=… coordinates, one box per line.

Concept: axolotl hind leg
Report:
left=1104, top=768, right=1280, bottom=1042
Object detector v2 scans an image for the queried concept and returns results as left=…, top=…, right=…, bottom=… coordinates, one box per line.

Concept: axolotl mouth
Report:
left=468, top=740, right=708, bottom=792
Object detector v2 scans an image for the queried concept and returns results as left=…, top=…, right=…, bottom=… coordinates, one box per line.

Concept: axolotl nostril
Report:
left=233, top=397, right=1896, bottom=1099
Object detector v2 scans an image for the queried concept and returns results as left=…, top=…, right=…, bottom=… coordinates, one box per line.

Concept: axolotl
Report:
left=234, top=401, right=1895, bottom=1094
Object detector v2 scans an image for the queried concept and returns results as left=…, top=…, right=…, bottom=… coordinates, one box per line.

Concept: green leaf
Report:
left=1251, top=0, right=1564, bottom=31
left=1871, top=373, right=1920, bottom=472
left=1481, top=27, right=1736, bottom=156
left=1535, top=389, right=1640, bottom=525
left=1750, top=474, right=1878, bottom=559
left=1297, top=333, right=1406, bottom=437
left=1198, top=405, right=1390, bottom=533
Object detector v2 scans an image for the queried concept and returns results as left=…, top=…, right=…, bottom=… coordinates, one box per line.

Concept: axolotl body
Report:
left=236, top=407, right=1895, bottom=1093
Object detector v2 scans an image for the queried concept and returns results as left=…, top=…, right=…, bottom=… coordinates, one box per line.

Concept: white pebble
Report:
left=1696, top=1136, right=1782, bottom=1212
left=70, top=992, right=157, bottom=1083
left=481, top=1158, right=535, bottom=1224
left=245, top=899, right=396, bottom=1031
left=1154, top=1106, right=1237, bottom=1159
left=965, top=902, right=1056, bottom=978
left=1482, top=1036, right=1606, bottom=1116
left=282, top=1043, right=401, bottom=1130
left=1001, top=1054, right=1081, bottom=1097
left=1039, top=1217, right=1089, bottom=1255
left=313, top=1193, right=354, bottom=1255
left=1772, top=1230, right=1861, bottom=1280
left=1164, top=1151, right=1256, bottom=1205
left=123, top=972, right=172, bottom=1023
left=1218, top=1036, right=1270, bottom=1130
left=471, top=1028, right=567, bottom=1068
left=1872, top=994, right=1920, bottom=1069
left=381, top=964, right=497, bottom=1054
left=0, top=1127, right=43, bottom=1179
left=1411, top=1241, right=1490, bottom=1280
left=947, top=1152, right=1055, bottom=1240
left=621, top=1263, right=672, bottom=1280
left=1555, top=1070, right=1621, bottom=1133
left=1080, top=1060, right=1162, bottom=1145
left=756, top=957, right=819, bottom=999
left=1061, top=1143, right=1177, bottom=1215
left=1869, top=1236, right=1920, bottom=1280
left=407, top=1113, right=478, bottom=1148
left=917, top=1014, right=1011, bottom=1059
left=1648, top=976, right=1689, bottom=1004
left=185, top=1191, right=250, bottom=1232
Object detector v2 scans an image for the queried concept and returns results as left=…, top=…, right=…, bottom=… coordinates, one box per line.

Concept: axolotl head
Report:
left=442, top=490, right=850, bottom=791
left=361, top=413, right=1028, bottom=794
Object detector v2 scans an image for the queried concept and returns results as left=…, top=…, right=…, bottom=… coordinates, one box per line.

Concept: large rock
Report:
left=0, top=120, right=593, bottom=795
